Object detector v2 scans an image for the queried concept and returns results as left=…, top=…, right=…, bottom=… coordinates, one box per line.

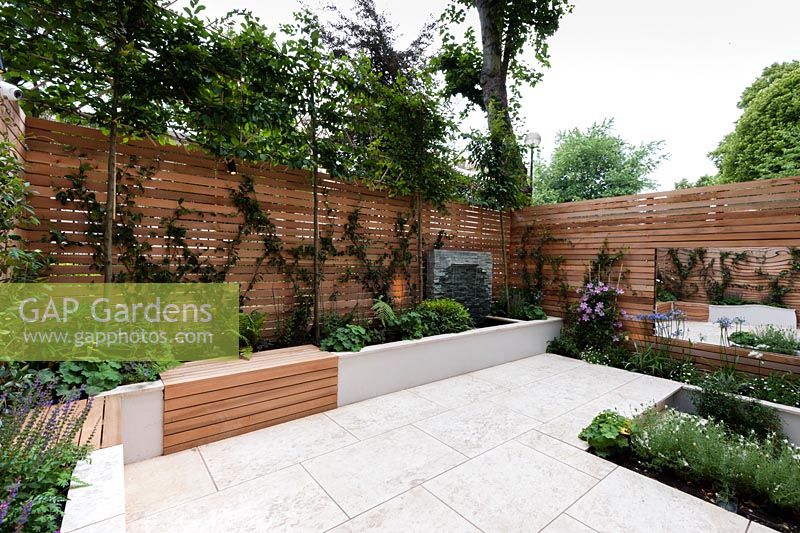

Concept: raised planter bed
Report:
left=666, top=384, right=800, bottom=446
left=336, top=317, right=562, bottom=405
left=709, top=303, right=797, bottom=330
left=99, top=380, right=164, bottom=464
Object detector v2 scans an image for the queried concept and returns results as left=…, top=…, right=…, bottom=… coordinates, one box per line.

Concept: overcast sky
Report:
left=189, top=0, right=800, bottom=191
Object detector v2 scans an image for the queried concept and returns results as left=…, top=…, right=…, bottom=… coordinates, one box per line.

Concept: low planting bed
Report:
left=336, top=317, right=562, bottom=405
left=581, top=407, right=800, bottom=532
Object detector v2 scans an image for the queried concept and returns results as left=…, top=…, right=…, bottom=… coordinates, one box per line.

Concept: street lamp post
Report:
left=524, top=131, right=541, bottom=203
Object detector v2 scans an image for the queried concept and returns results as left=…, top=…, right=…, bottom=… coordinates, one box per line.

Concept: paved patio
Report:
left=124, top=353, right=775, bottom=532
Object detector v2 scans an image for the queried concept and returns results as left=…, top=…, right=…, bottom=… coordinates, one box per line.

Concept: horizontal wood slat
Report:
left=74, top=395, right=122, bottom=449
left=18, top=117, right=510, bottom=334
left=160, top=345, right=339, bottom=453
left=162, top=402, right=337, bottom=455
left=512, top=176, right=800, bottom=377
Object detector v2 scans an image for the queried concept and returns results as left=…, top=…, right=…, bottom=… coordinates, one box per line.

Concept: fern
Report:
left=371, top=297, right=396, bottom=328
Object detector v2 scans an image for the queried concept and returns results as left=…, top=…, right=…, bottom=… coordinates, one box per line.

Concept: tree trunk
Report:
left=476, top=0, right=509, bottom=125
left=499, top=209, right=510, bottom=315
left=416, top=191, right=423, bottom=304
left=103, top=105, right=118, bottom=283
left=475, top=0, right=525, bottom=180
left=309, top=77, right=321, bottom=345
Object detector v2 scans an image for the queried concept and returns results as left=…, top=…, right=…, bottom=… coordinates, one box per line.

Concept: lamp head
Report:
left=524, top=131, right=542, bottom=148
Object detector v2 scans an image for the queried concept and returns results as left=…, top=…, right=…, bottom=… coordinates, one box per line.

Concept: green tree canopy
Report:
left=436, top=0, right=572, bottom=203
left=321, top=0, right=435, bottom=87
left=534, top=120, right=664, bottom=203
left=180, top=11, right=301, bottom=165
left=710, top=60, right=800, bottom=183
left=0, top=0, right=216, bottom=281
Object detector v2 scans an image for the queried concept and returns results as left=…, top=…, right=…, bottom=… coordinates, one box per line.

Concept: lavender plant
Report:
left=0, top=380, right=92, bottom=532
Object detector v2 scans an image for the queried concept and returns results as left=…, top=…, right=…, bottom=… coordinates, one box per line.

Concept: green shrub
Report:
left=737, top=373, right=800, bottom=408
left=622, top=346, right=698, bottom=384
left=238, top=310, right=267, bottom=351
left=56, top=361, right=125, bottom=398
left=632, top=408, right=800, bottom=512
left=656, top=287, right=676, bottom=302
left=714, top=296, right=760, bottom=306
left=272, top=298, right=312, bottom=348
left=492, top=289, right=548, bottom=320
left=0, top=140, right=51, bottom=282
left=694, top=371, right=784, bottom=440
left=546, top=328, right=581, bottom=358
left=2, top=361, right=177, bottom=403
left=751, top=325, right=799, bottom=355
left=320, top=324, right=372, bottom=352
left=119, top=361, right=179, bottom=384
left=0, top=363, right=56, bottom=411
left=320, top=309, right=355, bottom=338
left=728, top=330, right=758, bottom=347
left=579, top=410, right=633, bottom=458
left=395, top=310, right=427, bottom=340
left=517, top=304, right=547, bottom=321
left=570, top=281, right=625, bottom=351
left=416, top=298, right=474, bottom=336
left=727, top=326, right=799, bottom=355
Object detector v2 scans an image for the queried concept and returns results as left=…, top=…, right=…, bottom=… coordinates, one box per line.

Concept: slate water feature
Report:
left=427, top=250, right=493, bottom=322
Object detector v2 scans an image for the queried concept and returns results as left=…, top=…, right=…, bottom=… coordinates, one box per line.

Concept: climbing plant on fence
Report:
left=514, top=224, right=567, bottom=306
left=340, top=208, right=414, bottom=303
left=0, top=140, right=49, bottom=281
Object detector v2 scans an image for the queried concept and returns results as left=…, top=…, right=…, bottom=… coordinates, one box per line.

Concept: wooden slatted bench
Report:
left=75, top=395, right=122, bottom=449
left=160, top=345, right=338, bottom=454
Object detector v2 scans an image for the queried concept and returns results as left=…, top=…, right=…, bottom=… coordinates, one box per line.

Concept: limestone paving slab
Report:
left=198, top=413, right=356, bottom=490
left=516, top=429, right=616, bottom=479
left=567, top=467, right=749, bottom=533
left=70, top=515, right=126, bottom=533
left=62, top=445, right=125, bottom=533
left=325, top=390, right=445, bottom=439
left=541, top=514, right=598, bottom=533
left=488, top=378, right=601, bottom=422
left=544, top=361, right=642, bottom=396
left=414, top=400, right=541, bottom=457
left=468, top=353, right=580, bottom=389
left=424, top=441, right=598, bottom=533
left=124, top=447, right=216, bottom=522
left=536, top=402, right=603, bottom=450
left=122, top=353, right=758, bottom=533
left=126, top=464, right=347, bottom=533
left=303, top=425, right=466, bottom=517
left=409, top=374, right=508, bottom=409
left=329, top=487, right=480, bottom=533
left=536, top=373, right=684, bottom=449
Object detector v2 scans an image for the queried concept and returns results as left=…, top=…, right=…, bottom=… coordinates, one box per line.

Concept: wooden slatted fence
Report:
left=20, top=117, right=509, bottom=332
left=0, top=94, right=25, bottom=160
left=511, top=177, right=800, bottom=375
left=656, top=247, right=800, bottom=321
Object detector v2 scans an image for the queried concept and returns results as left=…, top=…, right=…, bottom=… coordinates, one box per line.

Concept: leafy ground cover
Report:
left=319, top=297, right=476, bottom=352
left=730, top=326, right=800, bottom=356
left=581, top=407, right=800, bottom=531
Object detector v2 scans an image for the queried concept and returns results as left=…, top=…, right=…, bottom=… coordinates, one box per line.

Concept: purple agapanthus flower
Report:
left=715, top=316, right=734, bottom=329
